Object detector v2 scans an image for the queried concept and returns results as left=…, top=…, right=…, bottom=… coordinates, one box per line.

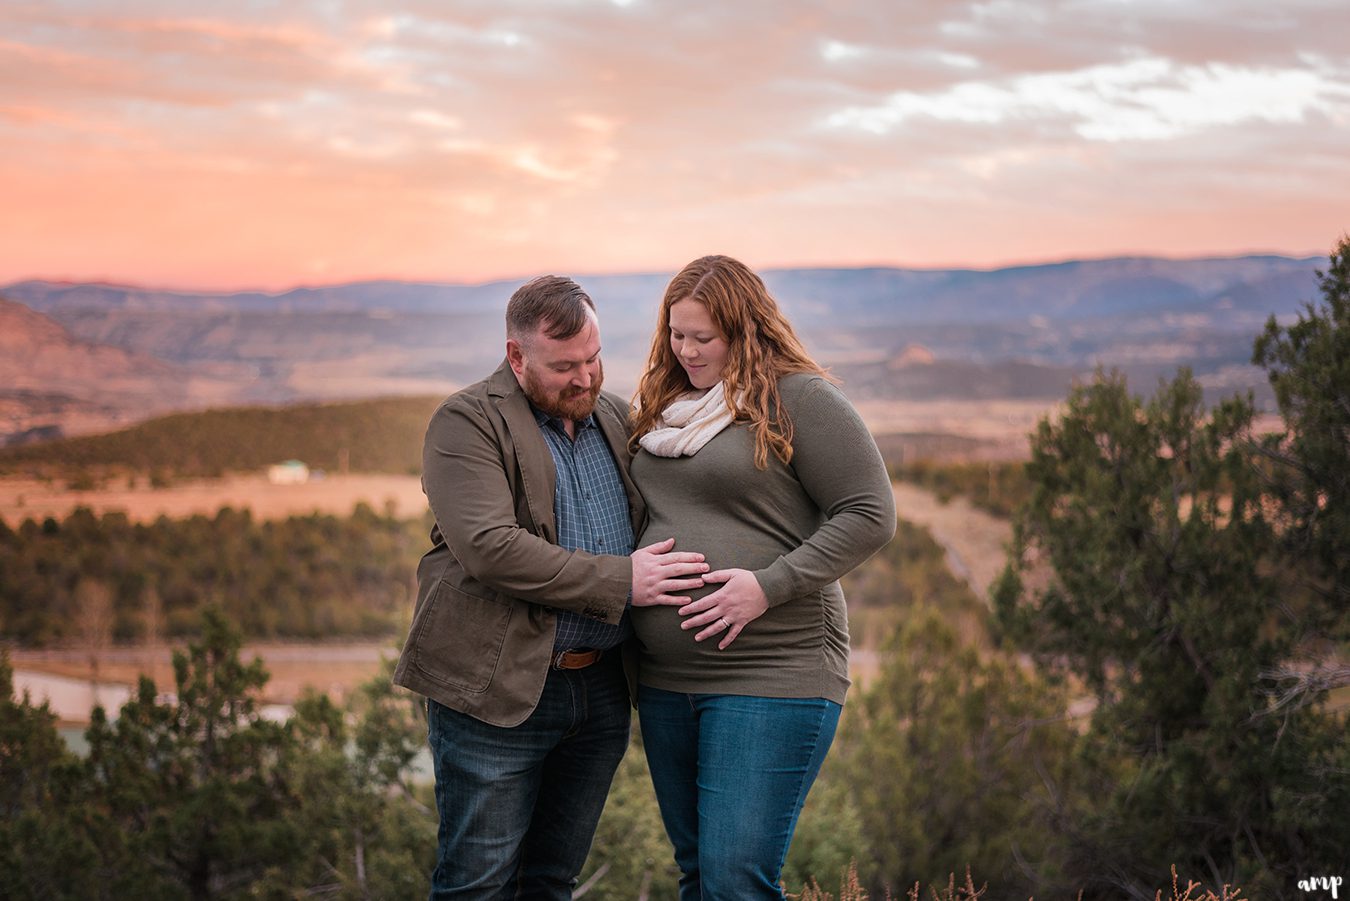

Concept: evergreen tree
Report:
left=0, top=656, right=101, bottom=899
left=994, top=363, right=1348, bottom=897
left=0, top=507, right=425, bottom=645
left=81, top=607, right=300, bottom=898
left=250, top=666, right=435, bottom=899
left=2, top=613, right=438, bottom=898
left=826, top=607, right=1075, bottom=896
left=1252, top=235, right=1350, bottom=649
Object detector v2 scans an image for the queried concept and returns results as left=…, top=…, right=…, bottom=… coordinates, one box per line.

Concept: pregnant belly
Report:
left=630, top=582, right=828, bottom=668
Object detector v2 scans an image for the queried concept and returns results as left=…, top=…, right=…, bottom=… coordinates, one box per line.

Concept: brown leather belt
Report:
left=552, top=648, right=603, bottom=670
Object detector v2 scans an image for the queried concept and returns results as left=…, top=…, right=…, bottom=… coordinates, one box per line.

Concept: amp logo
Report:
left=1298, top=875, right=1343, bottom=899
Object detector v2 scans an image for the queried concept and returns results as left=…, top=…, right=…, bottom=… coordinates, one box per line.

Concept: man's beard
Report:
left=523, top=362, right=604, bottom=422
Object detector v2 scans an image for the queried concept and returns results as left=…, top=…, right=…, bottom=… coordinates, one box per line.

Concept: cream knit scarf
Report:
left=638, top=382, right=737, bottom=458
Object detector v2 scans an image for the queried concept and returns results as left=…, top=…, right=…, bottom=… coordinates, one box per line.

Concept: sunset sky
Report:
left=3, top=0, right=1348, bottom=291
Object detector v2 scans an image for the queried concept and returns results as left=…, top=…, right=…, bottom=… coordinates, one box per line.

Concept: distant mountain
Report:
left=5, top=254, right=1319, bottom=323
left=759, top=255, right=1318, bottom=323
left=0, top=254, right=1323, bottom=444
left=0, top=297, right=226, bottom=443
left=833, top=356, right=1083, bottom=403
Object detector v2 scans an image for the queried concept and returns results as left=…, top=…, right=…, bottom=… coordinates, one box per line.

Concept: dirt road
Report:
left=891, top=481, right=1014, bottom=606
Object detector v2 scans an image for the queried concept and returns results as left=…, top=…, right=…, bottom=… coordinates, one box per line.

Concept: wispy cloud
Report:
left=1, top=0, right=1347, bottom=289
left=825, top=57, right=1347, bottom=140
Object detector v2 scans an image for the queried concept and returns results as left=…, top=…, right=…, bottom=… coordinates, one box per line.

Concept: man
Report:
left=393, top=275, right=707, bottom=899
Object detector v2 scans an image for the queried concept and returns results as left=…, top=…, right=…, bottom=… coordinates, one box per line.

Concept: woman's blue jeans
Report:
left=638, top=686, right=842, bottom=900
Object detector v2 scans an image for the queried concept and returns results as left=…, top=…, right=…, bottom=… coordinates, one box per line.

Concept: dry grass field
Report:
left=0, top=472, right=430, bottom=525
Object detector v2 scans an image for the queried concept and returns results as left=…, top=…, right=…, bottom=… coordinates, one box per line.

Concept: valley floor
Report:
left=4, top=475, right=1025, bottom=722
left=0, top=472, right=431, bottom=525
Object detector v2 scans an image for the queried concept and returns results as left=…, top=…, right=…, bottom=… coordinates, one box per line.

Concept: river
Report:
left=13, top=668, right=294, bottom=749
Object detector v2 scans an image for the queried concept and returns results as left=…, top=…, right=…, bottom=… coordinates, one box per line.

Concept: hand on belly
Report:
left=675, top=568, right=768, bottom=649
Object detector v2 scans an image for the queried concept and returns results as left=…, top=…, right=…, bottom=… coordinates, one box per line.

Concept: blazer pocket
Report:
left=412, top=581, right=512, bottom=693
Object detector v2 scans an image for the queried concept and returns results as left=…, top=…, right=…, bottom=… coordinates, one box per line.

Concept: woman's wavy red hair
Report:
left=631, top=255, right=828, bottom=468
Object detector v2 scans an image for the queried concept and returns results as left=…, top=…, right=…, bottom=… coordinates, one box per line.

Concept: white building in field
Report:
left=267, top=460, right=310, bottom=485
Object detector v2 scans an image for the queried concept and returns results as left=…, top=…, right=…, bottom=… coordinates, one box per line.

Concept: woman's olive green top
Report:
left=629, top=373, right=896, bottom=704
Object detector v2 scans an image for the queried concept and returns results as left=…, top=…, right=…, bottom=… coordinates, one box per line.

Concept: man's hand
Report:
left=630, top=538, right=708, bottom=607
left=677, top=569, right=768, bottom=649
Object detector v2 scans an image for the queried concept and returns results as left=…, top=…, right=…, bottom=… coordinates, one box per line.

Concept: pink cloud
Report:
left=0, top=1, right=1346, bottom=289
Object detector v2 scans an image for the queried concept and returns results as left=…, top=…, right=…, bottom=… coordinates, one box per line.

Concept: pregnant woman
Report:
left=628, top=254, right=896, bottom=899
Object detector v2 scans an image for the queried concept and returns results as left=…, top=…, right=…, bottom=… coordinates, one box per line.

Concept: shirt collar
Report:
left=530, top=402, right=598, bottom=434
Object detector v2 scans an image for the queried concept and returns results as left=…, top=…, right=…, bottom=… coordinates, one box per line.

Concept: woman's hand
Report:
left=678, top=569, right=768, bottom=649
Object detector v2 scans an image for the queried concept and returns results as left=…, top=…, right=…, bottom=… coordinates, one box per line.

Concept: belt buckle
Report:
left=552, top=648, right=600, bottom=670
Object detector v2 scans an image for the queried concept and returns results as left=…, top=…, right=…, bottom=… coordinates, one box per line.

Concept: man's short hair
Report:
left=506, top=276, right=597, bottom=343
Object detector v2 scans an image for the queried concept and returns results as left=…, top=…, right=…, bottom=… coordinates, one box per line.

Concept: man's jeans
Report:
left=638, top=686, right=841, bottom=900
left=427, top=652, right=630, bottom=900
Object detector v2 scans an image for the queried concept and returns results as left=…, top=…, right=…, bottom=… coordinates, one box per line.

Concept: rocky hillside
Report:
left=0, top=297, right=235, bottom=444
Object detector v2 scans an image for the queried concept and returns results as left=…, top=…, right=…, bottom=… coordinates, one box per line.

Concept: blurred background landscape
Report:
left=0, top=251, right=1318, bottom=449
left=3, top=251, right=1345, bottom=899
left=2, top=0, right=1346, bottom=897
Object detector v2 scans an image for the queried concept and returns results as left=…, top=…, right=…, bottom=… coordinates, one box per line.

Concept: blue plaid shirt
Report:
left=532, top=405, right=635, bottom=651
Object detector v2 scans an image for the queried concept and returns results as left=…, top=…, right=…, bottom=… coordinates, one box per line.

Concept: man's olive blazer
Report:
left=393, top=359, right=642, bottom=727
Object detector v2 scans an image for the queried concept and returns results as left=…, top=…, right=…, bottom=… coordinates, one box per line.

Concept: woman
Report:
left=629, top=255, right=896, bottom=899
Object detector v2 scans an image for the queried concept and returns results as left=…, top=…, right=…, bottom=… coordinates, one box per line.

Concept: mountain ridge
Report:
left=4, top=252, right=1321, bottom=320
left=1, top=252, right=1323, bottom=447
